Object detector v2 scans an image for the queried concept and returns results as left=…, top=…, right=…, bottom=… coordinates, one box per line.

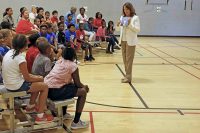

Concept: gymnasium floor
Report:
left=1, top=37, right=200, bottom=133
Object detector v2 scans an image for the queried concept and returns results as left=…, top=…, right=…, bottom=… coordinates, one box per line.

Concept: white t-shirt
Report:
left=2, top=49, right=26, bottom=90
left=77, top=14, right=88, bottom=23
left=29, top=12, right=36, bottom=24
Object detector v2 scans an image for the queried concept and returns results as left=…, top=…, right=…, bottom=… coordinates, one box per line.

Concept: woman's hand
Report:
left=117, top=21, right=121, bottom=27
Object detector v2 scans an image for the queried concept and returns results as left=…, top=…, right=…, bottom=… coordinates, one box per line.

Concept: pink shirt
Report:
left=44, top=58, right=77, bottom=88
left=96, top=26, right=106, bottom=37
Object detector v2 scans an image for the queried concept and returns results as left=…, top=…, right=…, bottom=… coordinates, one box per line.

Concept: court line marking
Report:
left=68, top=110, right=200, bottom=116
left=140, top=46, right=200, bottom=80
left=115, top=64, right=149, bottom=109
left=85, top=101, right=200, bottom=111
left=147, top=44, right=200, bottom=71
left=164, top=39, right=200, bottom=53
left=89, top=112, right=95, bottom=133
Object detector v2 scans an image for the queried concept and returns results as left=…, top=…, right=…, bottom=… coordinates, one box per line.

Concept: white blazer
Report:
left=119, top=15, right=140, bottom=46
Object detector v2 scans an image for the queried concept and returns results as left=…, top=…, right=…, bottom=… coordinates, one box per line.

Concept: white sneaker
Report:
left=63, top=113, right=74, bottom=120
left=74, top=59, right=80, bottom=64
left=71, top=120, right=89, bottom=130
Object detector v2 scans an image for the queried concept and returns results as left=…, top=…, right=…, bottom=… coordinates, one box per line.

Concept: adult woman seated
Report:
left=16, top=9, right=39, bottom=35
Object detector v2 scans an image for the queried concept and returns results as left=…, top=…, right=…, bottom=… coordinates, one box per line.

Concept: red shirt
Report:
left=26, top=46, right=39, bottom=73
left=76, top=29, right=85, bottom=49
left=16, top=19, right=35, bottom=34
left=76, top=29, right=85, bottom=40
left=51, top=17, right=58, bottom=24
left=94, top=18, right=102, bottom=28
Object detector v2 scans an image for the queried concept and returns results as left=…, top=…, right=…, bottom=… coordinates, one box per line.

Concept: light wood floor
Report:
left=1, top=37, right=200, bottom=133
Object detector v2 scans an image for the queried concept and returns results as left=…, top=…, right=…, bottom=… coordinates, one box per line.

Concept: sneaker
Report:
left=63, top=113, right=74, bottom=120
left=71, top=120, right=89, bottom=130
left=89, top=55, right=95, bottom=61
left=35, top=114, right=54, bottom=124
left=84, top=56, right=90, bottom=61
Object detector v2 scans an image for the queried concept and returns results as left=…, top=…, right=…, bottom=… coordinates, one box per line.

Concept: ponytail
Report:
left=12, top=34, right=28, bottom=59
left=3, top=8, right=11, bottom=17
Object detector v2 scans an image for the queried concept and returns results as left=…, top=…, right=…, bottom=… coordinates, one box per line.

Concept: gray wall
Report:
left=0, top=0, right=200, bottom=36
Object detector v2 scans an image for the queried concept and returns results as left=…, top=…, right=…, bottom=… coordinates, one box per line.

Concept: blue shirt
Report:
left=48, top=32, right=56, bottom=45
left=65, top=11, right=76, bottom=24
left=65, top=30, right=76, bottom=42
left=0, top=46, right=9, bottom=56
left=39, top=33, right=51, bottom=44
left=65, top=21, right=79, bottom=30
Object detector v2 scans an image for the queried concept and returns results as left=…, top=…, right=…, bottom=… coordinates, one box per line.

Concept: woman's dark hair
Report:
left=107, top=21, right=114, bottom=33
left=3, top=8, right=12, bottom=17
left=1, top=21, right=11, bottom=29
left=95, top=12, right=102, bottom=19
left=67, top=23, right=75, bottom=29
left=28, top=33, right=40, bottom=47
left=122, top=2, right=136, bottom=17
left=62, top=47, right=77, bottom=62
left=20, top=7, right=26, bottom=17
left=12, top=34, right=28, bottom=59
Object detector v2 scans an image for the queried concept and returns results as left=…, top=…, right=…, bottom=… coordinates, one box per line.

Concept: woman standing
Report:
left=118, top=2, right=140, bottom=83
left=2, top=8, right=14, bottom=28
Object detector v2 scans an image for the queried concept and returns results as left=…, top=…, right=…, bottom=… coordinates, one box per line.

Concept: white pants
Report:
left=84, top=31, right=96, bottom=41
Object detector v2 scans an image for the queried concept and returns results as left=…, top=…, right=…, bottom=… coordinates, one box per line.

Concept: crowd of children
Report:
left=0, top=5, right=120, bottom=130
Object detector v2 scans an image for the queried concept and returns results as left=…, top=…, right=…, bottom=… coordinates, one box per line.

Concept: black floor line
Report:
left=177, top=110, right=184, bottom=115
left=115, top=64, right=149, bottom=109
left=86, top=101, right=200, bottom=111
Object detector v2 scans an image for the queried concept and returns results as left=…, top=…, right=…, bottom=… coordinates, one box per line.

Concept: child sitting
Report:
left=56, top=22, right=66, bottom=48
left=26, top=33, right=40, bottom=73
left=51, top=10, right=59, bottom=24
left=0, top=29, right=12, bottom=57
left=84, top=17, right=96, bottom=42
left=44, top=47, right=89, bottom=129
left=39, top=24, right=51, bottom=44
left=32, top=40, right=52, bottom=77
left=59, top=15, right=67, bottom=30
left=97, top=20, right=115, bottom=54
left=47, top=23, right=57, bottom=49
left=106, top=21, right=120, bottom=51
left=2, top=34, right=54, bottom=124
left=65, top=24, right=77, bottom=49
left=76, top=23, right=95, bottom=61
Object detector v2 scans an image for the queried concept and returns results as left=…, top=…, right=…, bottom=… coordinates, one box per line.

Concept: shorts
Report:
left=81, top=43, right=89, bottom=50
left=8, top=81, right=32, bottom=92
left=48, top=83, right=78, bottom=101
